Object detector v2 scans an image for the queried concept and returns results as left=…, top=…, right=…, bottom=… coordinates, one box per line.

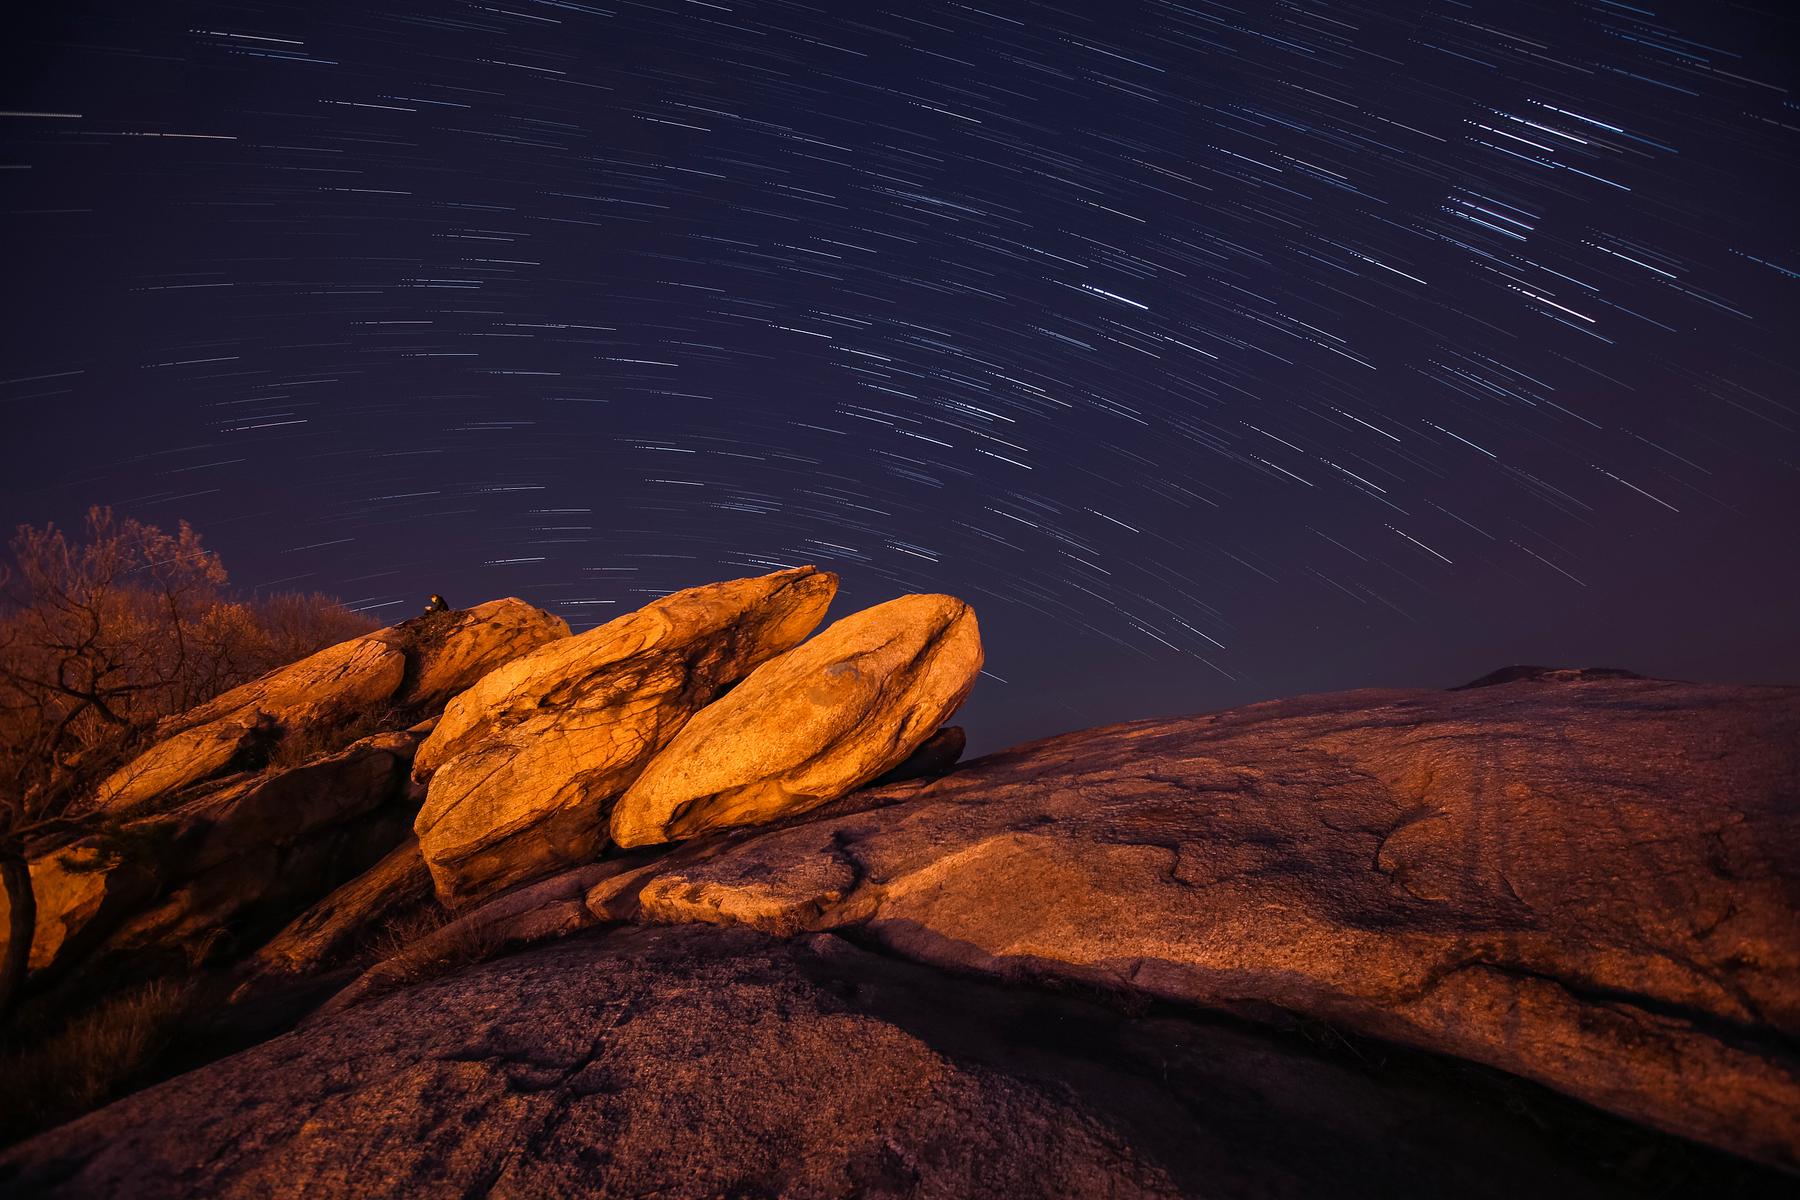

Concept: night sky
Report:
left=4, top=0, right=1798, bottom=753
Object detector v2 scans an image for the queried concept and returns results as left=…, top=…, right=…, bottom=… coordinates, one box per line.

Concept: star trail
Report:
left=4, top=0, right=1798, bottom=749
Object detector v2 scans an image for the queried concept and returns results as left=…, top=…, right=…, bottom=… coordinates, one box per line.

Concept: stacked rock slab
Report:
left=90, top=636, right=406, bottom=814
left=411, top=567, right=838, bottom=905
left=89, top=598, right=569, bottom=815
left=610, top=594, right=982, bottom=847
left=7, top=600, right=567, bottom=983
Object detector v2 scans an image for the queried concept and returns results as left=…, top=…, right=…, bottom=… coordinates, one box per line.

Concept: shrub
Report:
left=0, top=507, right=375, bottom=1019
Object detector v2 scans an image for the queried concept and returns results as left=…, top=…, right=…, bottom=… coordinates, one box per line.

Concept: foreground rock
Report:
left=412, top=568, right=837, bottom=904
left=603, top=677, right=1800, bottom=1170
left=6, top=925, right=1786, bottom=1199
left=611, top=594, right=982, bottom=846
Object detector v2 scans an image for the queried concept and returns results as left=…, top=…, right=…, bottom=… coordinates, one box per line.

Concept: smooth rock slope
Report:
left=600, top=676, right=1800, bottom=1170
left=5, top=926, right=1787, bottom=1200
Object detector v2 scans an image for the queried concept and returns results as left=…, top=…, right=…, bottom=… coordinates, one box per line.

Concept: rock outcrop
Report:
left=411, top=567, right=837, bottom=905
left=91, top=636, right=406, bottom=814
left=6, top=561, right=1796, bottom=1195
left=7, top=925, right=1785, bottom=1200
left=90, top=599, right=566, bottom=814
left=611, top=594, right=982, bottom=847
left=593, top=677, right=1800, bottom=1171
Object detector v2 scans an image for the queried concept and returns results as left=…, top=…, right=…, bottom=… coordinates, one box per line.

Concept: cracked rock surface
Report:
left=3, top=924, right=1787, bottom=1200
left=411, top=567, right=837, bottom=905
left=609, top=676, right=1800, bottom=1169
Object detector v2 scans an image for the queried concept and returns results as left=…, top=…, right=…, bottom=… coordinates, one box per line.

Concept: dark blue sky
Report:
left=5, top=0, right=1798, bottom=752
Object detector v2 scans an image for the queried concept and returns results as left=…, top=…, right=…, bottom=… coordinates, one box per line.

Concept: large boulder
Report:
left=610, top=594, right=982, bottom=847
left=8, top=925, right=1779, bottom=1199
left=593, top=677, right=1800, bottom=1171
left=411, top=567, right=838, bottom=904
left=90, top=600, right=566, bottom=815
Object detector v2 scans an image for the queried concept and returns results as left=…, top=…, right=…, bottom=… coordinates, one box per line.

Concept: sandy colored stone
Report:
left=90, top=600, right=564, bottom=816
left=375, top=597, right=570, bottom=711
left=599, top=677, right=1800, bottom=1170
left=92, top=636, right=407, bottom=813
left=634, top=825, right=863, bottom=937
left=412, top=567, right=837, bottom=904
left=610, top=593, right=982, bottom=847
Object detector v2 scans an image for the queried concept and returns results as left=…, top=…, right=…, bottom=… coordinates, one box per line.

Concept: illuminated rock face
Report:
left=610, top=594, right=982, bottom=847
left=377, top=597, right=572, bottom=713
left=411, top=567, right=838, bottom=905
left=593, top=677, right=1800, bottom=1172
left=92, top=636, right=407, bottom=814
left=91, top=598, right=568, bottom=815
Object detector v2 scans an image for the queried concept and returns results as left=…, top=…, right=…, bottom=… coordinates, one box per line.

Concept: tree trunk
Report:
left=0, top=851, right=34, bottom=1024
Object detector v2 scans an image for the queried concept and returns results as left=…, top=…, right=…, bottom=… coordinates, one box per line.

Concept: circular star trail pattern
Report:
left=4, top=0, right=1798, bottom=749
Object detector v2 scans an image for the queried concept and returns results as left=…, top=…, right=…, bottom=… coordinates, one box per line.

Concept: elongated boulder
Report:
left=610, top=594, right=981, bottom=847
left=91, top=600, right=566, bottom=816
left=411, top=567, right=837, bottom=904
left=92, top=637, right=406, bottom=813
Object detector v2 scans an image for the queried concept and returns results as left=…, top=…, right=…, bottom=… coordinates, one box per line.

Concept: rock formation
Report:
left=2, top=599, right=564, bottom=999
left=90, top=635, right=406, bottom=814
left=4, top=571, right=1796, bottom=1197
left=90, top=598, right=568, bottom=814
left=410, top=566, right=838, bottom=903
left=595, top=678, right=1800, bottom=1170
left=610, top=593, right=982, bottom=846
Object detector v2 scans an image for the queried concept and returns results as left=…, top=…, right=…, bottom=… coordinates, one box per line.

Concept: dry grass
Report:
left=264, top=707, right=391, bottom=772
left=376, top=915, right=512, bottom=989
left=0, top=978, right=200, bottom=1144
left=357, top=903, right=455, bottom=969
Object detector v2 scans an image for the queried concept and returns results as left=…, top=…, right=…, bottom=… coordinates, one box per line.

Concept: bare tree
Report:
left=0, top=508, right=372, bottom=1018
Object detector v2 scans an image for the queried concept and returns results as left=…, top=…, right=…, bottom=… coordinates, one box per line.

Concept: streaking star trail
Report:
left=3, top=0, right=1797, bottom=749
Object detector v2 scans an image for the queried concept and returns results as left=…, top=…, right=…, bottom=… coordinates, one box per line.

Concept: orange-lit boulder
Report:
left=89, top=598, right=566, bottom=816
left=610, top=594, right=981, bottom=847
left=92, top=636, right=406, bottom=813
left=375, top=598, right=570, bottom=712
